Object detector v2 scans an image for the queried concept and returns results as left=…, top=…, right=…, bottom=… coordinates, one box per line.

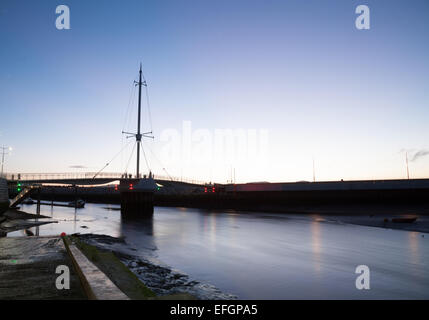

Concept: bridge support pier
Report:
left=119, top=179, right=155, bottom=218
left=36, top=188, right=41, bottom=215
left=120, top=191, right=153, bottom=217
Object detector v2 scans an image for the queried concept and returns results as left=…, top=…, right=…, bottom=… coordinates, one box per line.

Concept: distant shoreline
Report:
left=315, top=214, right=429, bottom=234
left=224, top=204, right=429, bottom=233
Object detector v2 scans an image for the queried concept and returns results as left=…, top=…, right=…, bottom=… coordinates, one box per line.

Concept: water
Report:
left=9, top=203, right=429, bottom=299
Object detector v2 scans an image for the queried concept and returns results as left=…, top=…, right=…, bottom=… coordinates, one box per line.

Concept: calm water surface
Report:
left=9, top=203, right=429, bottom=299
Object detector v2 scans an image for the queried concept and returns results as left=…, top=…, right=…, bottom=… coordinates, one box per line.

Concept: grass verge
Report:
left=65, top=235, right=156, bottom=300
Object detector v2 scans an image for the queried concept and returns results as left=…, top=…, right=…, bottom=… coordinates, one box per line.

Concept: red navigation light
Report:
left=204, top=187, right=207, bottom=193
left=212, top=187, right=215, bottom=193
left=114, top=185, right=118, bottom=191
left=129, top=183, right=133, bottom=190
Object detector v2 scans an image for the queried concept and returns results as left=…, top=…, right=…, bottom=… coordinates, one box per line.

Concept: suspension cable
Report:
left=144, top=85, right=153, bottom=134
left=93, top=139, right=134, bottom=179
left=122, top=78, right=138, bottom=131
left=141, top=140, right=174, bottom=181
left=124, top=141, right=137, bottom=175
left=140, top=141, right=151, bottom=174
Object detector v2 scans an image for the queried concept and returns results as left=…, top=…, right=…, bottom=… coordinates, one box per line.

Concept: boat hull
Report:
left=392, top=217, right=417, bottom=223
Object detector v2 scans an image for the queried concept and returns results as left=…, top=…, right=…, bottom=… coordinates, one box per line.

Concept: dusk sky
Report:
left=1, top=0, right=428, bottom=183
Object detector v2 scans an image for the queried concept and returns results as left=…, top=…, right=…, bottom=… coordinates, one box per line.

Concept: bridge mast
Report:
left=136, top=64, right=143, bottom=179
left=122, top=64, right=153, bottom=179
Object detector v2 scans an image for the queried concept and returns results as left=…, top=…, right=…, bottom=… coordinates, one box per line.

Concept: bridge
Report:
left=3, top=172, right=210, bottom=186
left=4, top=172, right=214, bottom=213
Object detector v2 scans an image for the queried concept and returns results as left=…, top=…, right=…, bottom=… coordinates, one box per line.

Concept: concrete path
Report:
left=0, top=237, right=85, bottom=299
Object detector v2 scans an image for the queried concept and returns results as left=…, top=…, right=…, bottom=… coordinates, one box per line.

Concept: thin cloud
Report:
left=69, top=165, right=87, bottom=169
left=411, top=149, right=429, bottom=162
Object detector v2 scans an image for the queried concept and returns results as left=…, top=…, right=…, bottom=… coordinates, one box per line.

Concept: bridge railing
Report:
left=153, top=174, right=210, bottom=186
left=4, top=172, right=211, bottom=186
left=4, top=172, right=126, bottom=180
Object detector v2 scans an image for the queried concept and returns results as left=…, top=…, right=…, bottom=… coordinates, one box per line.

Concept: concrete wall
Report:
left=0, top=178, right=9, bottom=214
left=225, top=179, right=429, bottom=192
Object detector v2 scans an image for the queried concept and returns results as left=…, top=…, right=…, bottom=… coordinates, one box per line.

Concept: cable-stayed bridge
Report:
left=3, top=172, right=209, bottom=186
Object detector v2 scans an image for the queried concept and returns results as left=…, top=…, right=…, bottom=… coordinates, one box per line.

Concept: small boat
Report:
left=68, top=199, right=85, bottom=208
left=24, top=229, right=35, bottom=236
left=392, top=217, right=417, bottom=223
left=22, top=197, right=35, bottom=205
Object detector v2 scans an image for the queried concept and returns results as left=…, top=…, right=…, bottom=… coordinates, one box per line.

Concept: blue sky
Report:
left=0, top=0, right=428, bottom=183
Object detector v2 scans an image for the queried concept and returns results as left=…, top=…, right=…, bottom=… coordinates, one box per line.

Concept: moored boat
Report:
left=22, top=197, right=35, bottom=205
left=68, top=199, right=85, bottom=208
left=392, top=217, right=417, bottom=223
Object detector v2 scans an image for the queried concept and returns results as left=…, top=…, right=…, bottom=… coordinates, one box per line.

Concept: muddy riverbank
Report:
left=74, top=233, right=236, bottom=299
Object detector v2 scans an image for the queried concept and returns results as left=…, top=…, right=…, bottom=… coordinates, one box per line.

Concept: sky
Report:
left=0, top=0, right=428, bottom=183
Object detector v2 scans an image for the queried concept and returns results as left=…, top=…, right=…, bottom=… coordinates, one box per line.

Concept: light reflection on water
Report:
left=311, top=217, right=322, bottom=276
left=408, top=232, right=420, bottom=266
left=9, top=203, right=429, bottom=299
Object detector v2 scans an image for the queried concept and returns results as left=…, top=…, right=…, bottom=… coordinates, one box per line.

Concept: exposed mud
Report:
left=75, top=234, right=236, bottom=300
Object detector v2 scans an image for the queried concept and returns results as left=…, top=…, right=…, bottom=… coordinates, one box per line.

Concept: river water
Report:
left=8, top=203, right=429, bottom=299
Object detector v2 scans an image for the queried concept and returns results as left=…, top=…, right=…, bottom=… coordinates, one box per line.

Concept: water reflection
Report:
left=310, top=217, right=322, bottom=275
left=227, top=212, right=238, bottom=249
left=120, top=215, right=156, bottom=252
left=209, top=213, right=217, bottom=252
left=73, top=208, right=77, bottom=234
left=7, top=204, right=429, bottom=299
left=408, top=231, right=420, bottom=266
